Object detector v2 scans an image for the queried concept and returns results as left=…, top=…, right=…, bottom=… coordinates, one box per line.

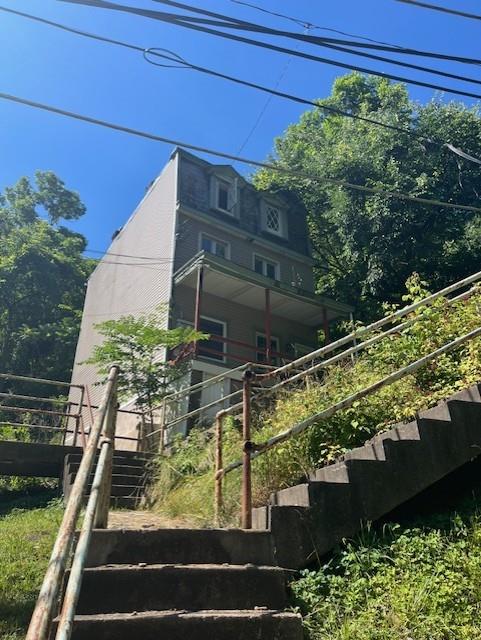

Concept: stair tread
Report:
left=84, top=563, right=287, bottom=572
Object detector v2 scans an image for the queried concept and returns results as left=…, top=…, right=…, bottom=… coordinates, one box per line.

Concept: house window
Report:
left=200, top=233, right=230, bottom=259
left=262, top=201, right=286, bottom=238
left=256, top=333, right=280, bottom=365
left=212, top=177, right=236, bottom=215
left=198, top=316, right=226, bottom=362
left=253, top=254, right=280, bottom=280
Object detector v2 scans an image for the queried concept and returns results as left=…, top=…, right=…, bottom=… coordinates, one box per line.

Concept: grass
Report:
left=291, top=495, right=481, bottom=639
left=0, top=496, right=63, bottom=639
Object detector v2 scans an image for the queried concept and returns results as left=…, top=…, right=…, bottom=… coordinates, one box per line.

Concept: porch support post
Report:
left=193, top=265, right=204, bottom=357
left=322, top=307, right=330, bottom=345
left=264, top=288, right=271, bottom=365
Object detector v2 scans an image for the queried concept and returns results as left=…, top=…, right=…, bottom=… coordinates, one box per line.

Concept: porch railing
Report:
left=25, top=366, right=119, bottom=640
left=212, top=269, right=481, bottom=527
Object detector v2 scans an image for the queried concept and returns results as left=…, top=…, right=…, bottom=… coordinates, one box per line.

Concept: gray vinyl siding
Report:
left=69, top=156, right=178, bottom=439
left=172, top=285, right=318, bottom=363
left=174, top=213, right=315, bottom=291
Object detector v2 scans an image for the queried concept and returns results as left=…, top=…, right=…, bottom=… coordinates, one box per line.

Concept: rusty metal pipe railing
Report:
left=217, top=326, right=481, bottom=528
left=241, top=370, right=253, bottom=529
left=0, top=372, right=83, bottom=388
left=25, top=366, right=119, bottom=640
left=0, top=405, right=80, bottom=419
left=257, top=269, right=481, bottom=380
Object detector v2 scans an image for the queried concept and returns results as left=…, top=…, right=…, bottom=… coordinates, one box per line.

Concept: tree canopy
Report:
left=0, top=171, right=95, bottom=386
left=254, top=73, right=481, bottom=318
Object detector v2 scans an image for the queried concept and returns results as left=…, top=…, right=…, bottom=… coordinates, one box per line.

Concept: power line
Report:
left=85, top=248, right=175, bottom=261
left=7, top=5, right=480, bottom=164
left=148, top=0, right=481, bottom=65
left=395, top=0, right=481, bottom=21
left=57, top=0, right=481, bottom=101
left=229, top=0, right=403, bottom=48
left=2, top=89, right=481, bottom=214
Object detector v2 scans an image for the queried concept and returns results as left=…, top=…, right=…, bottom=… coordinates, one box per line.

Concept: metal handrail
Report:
left=211, top=274, right=481, bottom=527
left=25, top=366, right=119, bottom=640
left=219, top=325, right=481, bottom=479
left=257, top=268, right=481, bottom=379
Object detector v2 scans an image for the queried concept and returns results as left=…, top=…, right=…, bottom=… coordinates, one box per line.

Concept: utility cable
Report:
left=395, top=0, right=481, bottom=21
left=147, top=0, right=481, bottom=64
left=229, top=0, right=403, bottom=49
left=57, top=0, right=481, bottom=100
left=5, top=6, right=480, bottom=164
left=2, top=89, right=481, bottom=214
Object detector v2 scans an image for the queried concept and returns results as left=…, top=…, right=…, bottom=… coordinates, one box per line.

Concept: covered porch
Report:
left=172, top=252, right=353, bottom=368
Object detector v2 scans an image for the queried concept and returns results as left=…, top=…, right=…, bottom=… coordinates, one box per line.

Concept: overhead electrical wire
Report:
left=229, top=0, right=403, bottom=48
left=59, top=0, right=481, bottom=64
left=147, top=0, right=481, bottom=64
left=57, top=0, right=481, bottom=101
left=85, top=248, right=175, bottom=261
left=2, top=89, right=481, bottom=215
left=395, top=0, right=481, bottom=21
left=4, top=5, right=481, bottom=165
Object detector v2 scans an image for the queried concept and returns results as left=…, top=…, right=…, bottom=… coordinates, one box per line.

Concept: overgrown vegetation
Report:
left=255, top=72, right=481, bottom=319
left=152, top=276, right=481, bottom=526
left=0, top=500, right=63, bottom=639
left=292, top=498, right=481, bottom=639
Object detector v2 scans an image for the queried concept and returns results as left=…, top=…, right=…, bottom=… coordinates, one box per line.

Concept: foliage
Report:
left=0, top=171, right=94, bottom=389
left=152, top=276, right=481, bottom=526
left=291, top=500, right=481, bottom=639
left=84, top=310, right=206, bottom=417
left=0, top=500, right=64, bottom=639
left=254, top=73, right=481, bottom=319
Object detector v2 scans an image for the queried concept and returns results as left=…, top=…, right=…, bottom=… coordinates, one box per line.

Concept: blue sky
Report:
left=1, top=0, right=480, bottom=254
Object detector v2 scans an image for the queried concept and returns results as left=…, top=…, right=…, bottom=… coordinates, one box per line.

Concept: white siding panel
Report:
left=68, top=157, right=178, bottom=445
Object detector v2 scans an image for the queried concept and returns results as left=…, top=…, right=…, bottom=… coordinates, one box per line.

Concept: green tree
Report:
left=84, top=310, right=206, bottom=421
left=0, top=171, right=94, bottom=389
left=255, top=73, right=481, bottom=319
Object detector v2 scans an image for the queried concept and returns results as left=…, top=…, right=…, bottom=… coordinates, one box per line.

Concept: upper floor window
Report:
left=200, top=233, right=230, bottom=260
left=261, top=201, right=287, bottom=238
left=253, top=254, right=280, bottom=280
left=212, top=176, right=237, bottom=216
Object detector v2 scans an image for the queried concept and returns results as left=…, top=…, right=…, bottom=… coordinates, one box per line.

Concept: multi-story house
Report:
left=70, top=148, right=353, bottom=447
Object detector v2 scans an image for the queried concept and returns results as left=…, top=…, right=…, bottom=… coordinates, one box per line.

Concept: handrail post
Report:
left=93, top=379, right=118, bottom=529
left=159, top=397, right=167, bottom=454
left=214, top=411, right=225, bottom=526
left=241, top=369, right=254, bottom=529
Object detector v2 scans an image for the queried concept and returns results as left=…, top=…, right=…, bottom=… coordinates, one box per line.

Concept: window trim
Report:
left=253, top=253, right=280, bottom=281
left=212, top=176, right=237, bottom=216
left=261, top=200, right=287, bottom=238
left=198, top=315, right=227, bottom=363
left=255, top=331, right=280, bottom=364
left=199, top=232, right=231, bottom=260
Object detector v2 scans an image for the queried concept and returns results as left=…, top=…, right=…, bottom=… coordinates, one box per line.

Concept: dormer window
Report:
left=212, top=176, right=237, bottom=216
left=261, top=201, right=287, bottom=238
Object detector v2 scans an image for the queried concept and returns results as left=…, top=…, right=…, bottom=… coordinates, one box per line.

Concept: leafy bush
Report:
left=291, top=501, right=481, bottom=639
left=152, top=276, right=481, bottom=526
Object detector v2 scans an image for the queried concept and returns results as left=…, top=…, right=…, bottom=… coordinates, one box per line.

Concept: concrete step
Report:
left=65, top=472, right=145, bottom=489
left=66, top=462, right=146, bottom=477
left=55, top=610, right=303, bottom=640
left=75, top=564, right=290, bottom=614
left=86, top=529, right=275, bottom=567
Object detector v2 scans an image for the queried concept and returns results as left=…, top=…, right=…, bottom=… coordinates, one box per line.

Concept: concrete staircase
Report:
left=63, top=450, right=151, bottom=509
left=56, top=529, right=302, bottom=639
left=57, top=382, right=481, bottom=638
left=252, top=382, right=481, bottom=568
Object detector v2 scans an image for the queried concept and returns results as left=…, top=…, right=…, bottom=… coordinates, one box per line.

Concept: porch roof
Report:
left=173, top=252, right=353, bottom=326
